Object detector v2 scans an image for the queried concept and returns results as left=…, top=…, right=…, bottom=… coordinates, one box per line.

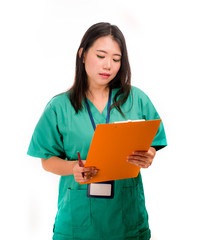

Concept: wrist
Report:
left=71, top=160, right=78, bottom=170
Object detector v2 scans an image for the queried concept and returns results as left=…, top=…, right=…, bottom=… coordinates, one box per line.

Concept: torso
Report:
left=47, top=86, right=165, bottom=239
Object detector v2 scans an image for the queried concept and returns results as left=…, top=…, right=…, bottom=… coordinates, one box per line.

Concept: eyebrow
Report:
left=96, top=50, right=122, bottom=57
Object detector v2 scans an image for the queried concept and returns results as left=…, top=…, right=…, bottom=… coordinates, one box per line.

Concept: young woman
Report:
left=28, top=22, right=167, bottom=240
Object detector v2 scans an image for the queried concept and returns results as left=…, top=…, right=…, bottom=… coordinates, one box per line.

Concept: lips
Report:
left=99, top=73, right=110, bottom=77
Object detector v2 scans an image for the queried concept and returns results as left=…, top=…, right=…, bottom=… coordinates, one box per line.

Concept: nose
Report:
left=103, top=58, right=111, bottom=70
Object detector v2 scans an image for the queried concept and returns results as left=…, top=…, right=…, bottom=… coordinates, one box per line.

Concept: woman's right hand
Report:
left=72, top=160, right=99, bottom=183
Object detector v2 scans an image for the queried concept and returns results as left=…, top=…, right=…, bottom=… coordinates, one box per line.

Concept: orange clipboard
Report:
left=81, top=119, right=161, bottom=184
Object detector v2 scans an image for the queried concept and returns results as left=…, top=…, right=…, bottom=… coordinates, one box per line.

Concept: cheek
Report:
left=85, top=57, right=100, bottom=75
left=113, top=63, right=121, bottom=76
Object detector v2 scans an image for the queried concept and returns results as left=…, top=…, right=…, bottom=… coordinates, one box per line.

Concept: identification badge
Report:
left=87, top=181, right=114, bottom=199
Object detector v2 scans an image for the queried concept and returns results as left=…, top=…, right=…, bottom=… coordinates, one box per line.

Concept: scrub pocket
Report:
left=69, top=189, right=91, bottom=228
left=122, top=183, right=146, bottom=228
left=54, top=189, right=91, bottom=236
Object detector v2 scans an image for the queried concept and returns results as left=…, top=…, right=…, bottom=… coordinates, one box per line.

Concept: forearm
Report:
left=41, top=156, right=78, bottom=176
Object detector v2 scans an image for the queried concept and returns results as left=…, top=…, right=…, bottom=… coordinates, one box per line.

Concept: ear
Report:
left=79, top=48, right=85, bottom=63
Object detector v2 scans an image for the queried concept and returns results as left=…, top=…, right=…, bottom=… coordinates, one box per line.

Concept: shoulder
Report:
left=130, top=86, right=150, bottom=102
left=44, top=92, right=72, bottom=113
left=112, top=86, right=151, bottom=106
left=112, top=86, right=148, bottom=98
left=49, top=92, right=69, bottom=104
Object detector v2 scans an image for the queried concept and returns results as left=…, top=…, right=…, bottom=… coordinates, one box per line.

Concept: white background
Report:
left=1, top=0, right=208, bottom=239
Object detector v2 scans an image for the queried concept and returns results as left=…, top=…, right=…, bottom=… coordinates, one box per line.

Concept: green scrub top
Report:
left=27, top=86, right=167, bottom=240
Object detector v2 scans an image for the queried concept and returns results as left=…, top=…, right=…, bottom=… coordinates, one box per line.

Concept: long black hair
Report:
left=69, top=22, right=131, bottom=117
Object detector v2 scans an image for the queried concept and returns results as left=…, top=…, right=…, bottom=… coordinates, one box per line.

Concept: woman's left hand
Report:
left=127, top=147, right=156, bottom=168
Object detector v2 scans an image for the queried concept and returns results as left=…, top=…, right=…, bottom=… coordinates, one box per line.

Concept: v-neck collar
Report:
left=84, top=89, right=118, bottom=126
left=86, top=95, right=110, bottom=124
left=86, top=98, right=108, bottom=114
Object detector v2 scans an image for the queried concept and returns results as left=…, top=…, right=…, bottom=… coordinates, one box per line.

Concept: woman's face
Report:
left=83, top=36, right=122, bottom=89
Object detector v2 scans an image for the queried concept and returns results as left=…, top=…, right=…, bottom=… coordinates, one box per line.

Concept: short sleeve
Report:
left=27, top=101, right=65, bottom=159
left=140, top=92, right=167, bottom=151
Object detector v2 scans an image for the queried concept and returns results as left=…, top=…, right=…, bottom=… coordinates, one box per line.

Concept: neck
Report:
left=86, top=85, right=110, bottom=101
left=86, top=85, right=110, bottom=114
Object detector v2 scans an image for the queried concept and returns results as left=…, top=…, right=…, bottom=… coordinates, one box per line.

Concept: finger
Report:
left=83, top=168, right=99, bottom=177
left=127, top=159, right=151, bottom=168
left=133, top=148, right=156, bottom=158
left=84, top=171, right=98, bottom=179
left=127, top=155, right=147, bottom=162
left=131, top=152, right=151, bottom=160
left=74, top=173, right=93, bottom=183
left=132, top=151, right=148, bottom=155
left=127, top=159, right=145, bottom=167
left=74, top=167, right=99, bottom=182
left=81, top=168, right=99, bottom=178
left=83, top=167, right=98, bottom=172
left=75, top=177, right=93, bottom=183
left=75, top=167, right=96, bottom=177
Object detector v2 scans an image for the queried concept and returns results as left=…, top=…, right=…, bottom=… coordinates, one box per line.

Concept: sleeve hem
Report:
left=27, top=150, right=54, bottom=159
